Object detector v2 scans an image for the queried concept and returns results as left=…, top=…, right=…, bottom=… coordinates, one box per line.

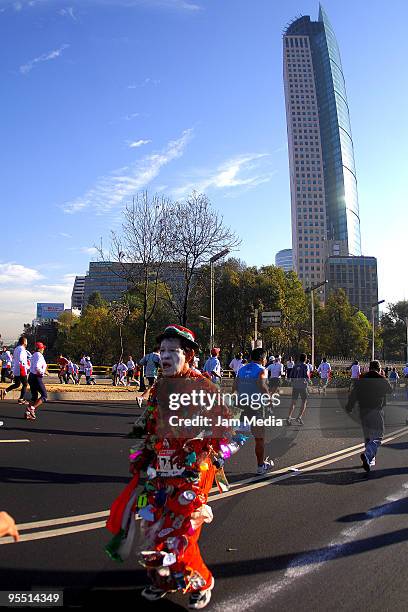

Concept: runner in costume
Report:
left=105, top=325, right=247, bottom=609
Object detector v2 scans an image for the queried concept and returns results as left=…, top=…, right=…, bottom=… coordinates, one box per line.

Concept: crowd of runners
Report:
left=2, top=324, right=408, bottom=608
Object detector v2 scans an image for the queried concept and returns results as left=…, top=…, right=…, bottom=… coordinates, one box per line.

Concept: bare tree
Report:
left=167, top=192, right=241, bottom=325
left=100, top=192, right=173, bottom=356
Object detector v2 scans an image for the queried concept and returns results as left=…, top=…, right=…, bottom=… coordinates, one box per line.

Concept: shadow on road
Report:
left=337, top=495, right=408, bottom=523
left=272, top=466, right=408, bottom=487
left=1, top=426, right=126, bottom=439
left=0, top=466, right=129, bottom=485
left=1, top=521, right=408, bottom=607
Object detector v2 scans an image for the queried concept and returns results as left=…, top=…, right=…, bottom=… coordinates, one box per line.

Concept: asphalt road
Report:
left=1, top=392, right=408, bottom=611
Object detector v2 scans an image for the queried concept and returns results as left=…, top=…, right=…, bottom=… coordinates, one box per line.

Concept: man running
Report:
left=25, top=342, right=48, bottom=420
left=84, top=357, right=95, bottom=385
left=57, top=354, right=68, bottom=384
left=286, top=356, right=295, bottom=379
left=139, top=348, right=161, bottom=388
left=106, top=324, right=242, bottom=609
left=317, top=357, right=331, bottom=395
left=203, top=348, right=222, bottom=385
left=346, top=360, right=392, bottom=471
left=229, top=352, right=244, bottom=377
left=4, top=336, right=28, bottom=404
left=234, top=347, right=274, bottom=474
left=78, top=353, right=86, bottom=384
left=287, top=353, right=310, bottom=425
left=0, top=346, right=13, bottom=383
left=127, top=356, right=136, bottom=385
left=116, top=360, right=128, bottom=386
left=267, top=355, right=284, bottom=396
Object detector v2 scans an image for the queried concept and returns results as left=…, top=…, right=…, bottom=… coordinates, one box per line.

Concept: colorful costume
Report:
left=106, top=365, right=246, bottom=594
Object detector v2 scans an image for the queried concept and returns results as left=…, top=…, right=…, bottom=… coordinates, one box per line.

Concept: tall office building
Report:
left=325, top=256, right=378, bottom=321
left=275, top=249, right=293, bottom=272
left=71, top=276, right=86, bottom=310
left=283, top=4, right=362, bottom=288
left=82, top=261, right=186, bottom=306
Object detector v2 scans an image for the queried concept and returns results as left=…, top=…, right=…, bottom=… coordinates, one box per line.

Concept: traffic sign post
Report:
left=261, top=311, right=282, bottom=328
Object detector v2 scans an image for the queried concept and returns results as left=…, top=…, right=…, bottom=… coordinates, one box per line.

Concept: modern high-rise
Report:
left=275, top=249, right=293, bottom=272
left=71, top=276, right=86, bottom=310
left=82, top=261, right=186, bottom=306
left=283, top=4, right=362, bottom=288
left=325, top=256, right=378, bottom=321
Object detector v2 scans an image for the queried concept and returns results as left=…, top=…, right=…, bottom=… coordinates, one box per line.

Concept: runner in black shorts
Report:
left=234, top=348, right=274, bottom=475
left=287, top=353, right=310, bottom=425
left=25, top=343, right=48, bottom=421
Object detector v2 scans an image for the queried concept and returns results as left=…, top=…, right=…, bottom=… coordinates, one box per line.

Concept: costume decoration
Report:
left=105, top=364, right=248, bottom=593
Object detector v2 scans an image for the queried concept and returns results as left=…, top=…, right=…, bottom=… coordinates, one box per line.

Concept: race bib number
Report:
left=156, top=450, right=184, bottom=477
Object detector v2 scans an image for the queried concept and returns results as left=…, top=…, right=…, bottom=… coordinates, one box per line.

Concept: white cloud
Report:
left=20, top=44, right=70, bottom=75
left=128, top=139, right=151, bottom=148
left=62, top=128, right=193, bottom=214
left=122, top=112, right=140, bottom=120
left=59, top=232, right=72, bottom=238
left=0, top=262, right=44, bottom=285
left=5, top=0, right=201, bottom=11
left=0, top=263, right=74, bottom=340
left=59, top=6, right=76, bottom=20
left=79, top=246, right=99, bottom=255
left=172, top=153, right=275, bottom=198
left=127, top=78, right=160, bottom=88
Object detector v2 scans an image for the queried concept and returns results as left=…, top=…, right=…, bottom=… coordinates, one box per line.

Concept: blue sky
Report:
left=1, top=0, right=407, bottom=341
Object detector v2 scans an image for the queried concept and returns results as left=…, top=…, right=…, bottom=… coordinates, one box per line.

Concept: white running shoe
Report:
left=369, top=457, right=376, bottom=467
left=188, top=577, right=215, bottom=610
left=296, top=416, right=304, bottom=425
left=256, top=457, right=274, bottom=475
left=25, top=406, right=36, bottom=420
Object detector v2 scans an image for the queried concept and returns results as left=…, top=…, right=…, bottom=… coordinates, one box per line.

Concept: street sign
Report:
left=261, top=310, right=282, bottom=328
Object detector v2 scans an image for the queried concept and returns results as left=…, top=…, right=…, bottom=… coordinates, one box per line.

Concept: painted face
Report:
left=160, top=338, right=187, bottom=377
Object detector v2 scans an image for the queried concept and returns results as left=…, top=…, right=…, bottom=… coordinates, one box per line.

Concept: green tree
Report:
left=381, top=300, right=408, bottom=361
left=86, top=292, right=107, bottom=308
left=317, top=289, right=370, bottom=358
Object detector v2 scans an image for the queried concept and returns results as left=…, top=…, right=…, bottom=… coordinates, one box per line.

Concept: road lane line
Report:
left=0, top=521, right=107, bottom=545
left=0, top=439, right=30, bottom=443
left=16, top=510, right=110, bottom=532
left=3, top=426, right=408, bottom=545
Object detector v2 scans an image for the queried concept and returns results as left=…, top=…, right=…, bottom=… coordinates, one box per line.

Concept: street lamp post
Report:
left=371, top=300, right=385, bottom=361
left=209, top=249, right=230, bottom=348
left=306, top=280, right=328, bottom=369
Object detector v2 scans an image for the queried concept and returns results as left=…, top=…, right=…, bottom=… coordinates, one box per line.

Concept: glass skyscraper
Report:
left=283, top=4, right=362, bottom=287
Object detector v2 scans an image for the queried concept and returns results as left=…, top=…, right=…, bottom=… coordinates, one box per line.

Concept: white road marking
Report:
left=2, top=426, right=408, bottom=546
left=213, top=479, right=408, bottom=611
left=0, top=439, right=30, bottom=443
left=16, top=510, right=110, bottom=532
left=0, top=521, right=107, bottom=545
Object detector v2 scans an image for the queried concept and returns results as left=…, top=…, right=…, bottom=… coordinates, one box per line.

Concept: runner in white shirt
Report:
left=0, top=347, right=13, bottom=383
left=351, top=361, right=361, bottom=379
left=267, top=357, right=284, bottom=394
left=84, top=357, right=95, bottom=385
left=317, top=358, right=331, bottom=394
left=4, top=336, right=28, bottom=404
left=286, top=357, right=295, bottom=379
left=116, top=361, right=128, bottom=386
left=78, top=354, right=86, bottom=384
left=126, top=356, right=135, bottom=385
left=229, top=353, right=244, bottom=377
left=26, top=342, right=48, bottom=420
